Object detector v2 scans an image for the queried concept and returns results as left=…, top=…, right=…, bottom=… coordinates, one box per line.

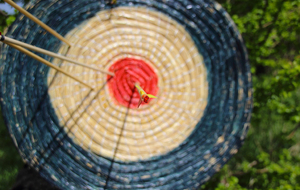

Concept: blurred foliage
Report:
left=0, top=107, right=23, bottom=190
left=0, top=0, right=30, bottom=32
left=202, top=0, right=300, bottom=189
left=0, top=0, right=300, bottom=189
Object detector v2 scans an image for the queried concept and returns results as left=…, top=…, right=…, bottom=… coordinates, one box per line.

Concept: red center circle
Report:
left=107, top=58, right=159, bottom=108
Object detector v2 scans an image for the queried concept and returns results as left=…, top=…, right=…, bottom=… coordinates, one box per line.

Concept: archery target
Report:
left=47, top=7, right=208, bottom=161
left=0, top=0, right=252, bottom=190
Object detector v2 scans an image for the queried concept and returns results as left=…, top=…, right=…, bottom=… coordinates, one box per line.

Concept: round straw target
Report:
left=0, top=0, right=252, bottom=189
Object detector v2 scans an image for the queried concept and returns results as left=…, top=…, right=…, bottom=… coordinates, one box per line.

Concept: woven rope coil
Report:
left=48, top=7, right=208, bottom=162
left=0, top=0, right=252, bottom=189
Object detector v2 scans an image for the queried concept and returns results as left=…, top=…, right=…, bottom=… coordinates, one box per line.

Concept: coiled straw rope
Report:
left=0, top=0, right=252, bottom=189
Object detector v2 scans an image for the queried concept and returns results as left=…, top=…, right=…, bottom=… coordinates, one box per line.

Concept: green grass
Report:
left=0, top=108, right=23, bottom=190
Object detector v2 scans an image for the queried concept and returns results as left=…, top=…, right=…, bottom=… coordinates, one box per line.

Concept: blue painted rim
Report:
left=0, top=0, right=252, bottom=189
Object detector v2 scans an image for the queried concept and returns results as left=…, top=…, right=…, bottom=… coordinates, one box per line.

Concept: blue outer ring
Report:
left=0, top=0, right=252, bottom=189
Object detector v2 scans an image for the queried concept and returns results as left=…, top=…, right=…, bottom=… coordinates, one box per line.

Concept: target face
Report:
left=0, top=0, right=252, bottom=190
left=48, top=7, right=208, bottom=161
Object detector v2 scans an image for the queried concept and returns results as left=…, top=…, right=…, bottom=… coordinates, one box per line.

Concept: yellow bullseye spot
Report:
left=47, top=7, right=208, bottom=161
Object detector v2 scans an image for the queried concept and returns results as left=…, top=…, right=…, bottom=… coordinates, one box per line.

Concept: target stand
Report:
left=0, top=0, right=252, bottom=189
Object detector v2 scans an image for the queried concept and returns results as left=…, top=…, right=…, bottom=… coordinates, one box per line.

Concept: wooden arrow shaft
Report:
left=3, top=0, right=71, bottom=46
left=3, top=36, right=114, bottom=76
left=3, top=42, right=94, bottom=90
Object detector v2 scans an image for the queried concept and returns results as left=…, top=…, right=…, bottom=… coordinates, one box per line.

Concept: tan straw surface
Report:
left=47, top=7, right=208, bottom=161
